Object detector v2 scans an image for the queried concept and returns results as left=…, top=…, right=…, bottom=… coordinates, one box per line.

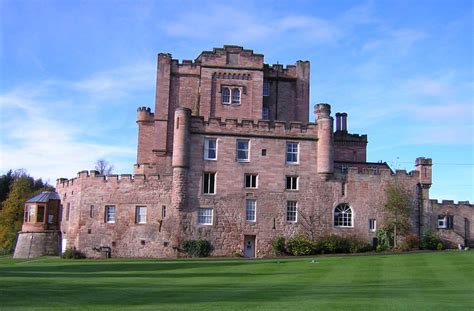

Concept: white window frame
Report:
left=244, top=174, right=258, bottom=189
left=437, top=215, right=448, bottom=229
left=263, top=80, right=270, bottom=96
left=285, top=176, right=299, bottom=191
left=203, top=172, right=216, bottom=195
left=334, top=204, right=353, bottom=228
left=246, top=199, right=256, bottom=222
left=204, top=138, right=217, bottom=160
left=198, top=208, right=213, bottom=225
left=136, top=206, right=147, bottom=224
left=105, top=205, right=116, bottom=224
left=286, top=142, right=299, bottom=164
left=231, top=88, right=241, bottom=105
left=222, top=87, right=230, bottom=104
left=237, top=139, right=250, bottom=162
left=287, top=201, right=297, bottom=223
left=369, top=219, right=376, bottom=232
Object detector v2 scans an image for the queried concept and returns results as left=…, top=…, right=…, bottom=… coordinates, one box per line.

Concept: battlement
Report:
left=190, top=116, right=317, bottom=138
left=137, top=106, right=154, bottom=122
left=430, top=199, right=473, bottom=207
left=416, top=157, right=433, bottom=166
left=56, top=170, right=169, bottom=189
left=197, top=45, right=264, bottom=59
left=334, top=131, right=368, bottom=144
left=344, top=166, right=418, bottom=178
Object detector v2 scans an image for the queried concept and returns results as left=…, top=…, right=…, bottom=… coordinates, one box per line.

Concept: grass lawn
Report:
left=0, top=251, right=473, bottom=310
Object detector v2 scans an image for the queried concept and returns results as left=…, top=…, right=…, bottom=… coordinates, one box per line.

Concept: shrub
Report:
left=62, top=248, right=86, bottom=259
left=316, top=235, right=350, bottom=254
left=348, top=238, right=373, bottom=253
left=404, top=234, right=420, bottom=250
left=420, top=230, right=443, bottom=250
left=287, top=235, right=314, bottom=256
left=375, top=228, right=393, bottom=251
left=181, top=239, right=212, bottom=257
left=437, top=242, right=445, bottom=251
left=271, top=236, right=286, bottom=256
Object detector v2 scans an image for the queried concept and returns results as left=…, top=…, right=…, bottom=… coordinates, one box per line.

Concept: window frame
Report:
left=105, top=205, right=116, bottom=224
left=437, top=215, right=453, bottom=229
left=263, top=80, right=270, bottom=96
left=244, top=174, right=258, bottom=189
left=204, top=137, right=217, bottom=161
left=334, top=203, right=353, bottom=228
left=286, top=201, right=298, bottom=223
left=136, top=206, right=147, bottom=224
left=222, top=87, right=230, bottom=104
left=231, top=88, right=241, bottom=105
left=246, top=199, right=256, bottom=222
left=203, top=172, right=216, bottom=195
left=285, top=176, right=299, bottom=191
left=236, top=139, right=250, bottom=162
left=198, top=207, right=213, bottom=225
left=369, top=219, right=376, bottom=232
left=286, top=142, right=299, bottom=164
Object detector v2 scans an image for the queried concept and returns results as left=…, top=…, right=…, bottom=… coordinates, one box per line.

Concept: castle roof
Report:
left=26, top=191, right=60, bottom=203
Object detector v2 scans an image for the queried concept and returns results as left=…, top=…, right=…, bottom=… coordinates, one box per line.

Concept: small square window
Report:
left=245, top=174, right=258, bottom=189
left=287, top=201, right=297, bottom=222
left=203, top=172, right=216, bottom=194
left=369, top=219, right=376, bottom=232
left=286, top=142, right=299, bottom=164
left=198, top=208, right=213, bottom=225
left=105, top=205, right=116, bottom=223
left=246, top=199, right=256, bottom=222
left=204, top=138, right=217, bottom=160
left=261, top=149, right=267, bottom=156
left=136, top=206, right=147, bottom=224
left=286, top=176, right=298, bottom=191
left=237, top=139, right=250, bottom=162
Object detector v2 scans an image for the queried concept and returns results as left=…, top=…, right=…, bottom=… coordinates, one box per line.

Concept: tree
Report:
left=0, top=172, right=53, bottom=253
left=95, top=159, right=114, bottom=175
left=0, top=170, right=14, bottom=207
left=383, top=182, right=412, bottom=247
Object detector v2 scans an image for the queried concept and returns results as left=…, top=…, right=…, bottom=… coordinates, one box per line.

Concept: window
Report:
left=222, top=88, right=230, bottom=104
left=66, top=203, right=70, bottom=221
left=245, top=174, right=258, bottom=189
left=334, top=204, right=352, bottom=227
left=237, top=139, right=250, bottom=162
left=105, top=205, right=116, bottom=223
left=198, top=208, right=213, bottom=225
left=287, top=201, right=297, bottom=222
left=261, top=149, right=267, bottom=156
left=263, top=80, right=270, bottom=96
left=286, top=176, right=298, bottom=190
left=246, top=199, right=256, bottom=222
left=286, top=142, right=299, bottom=164
left=437, top=215, right=453, bottom=229
left=89, top=205, right=94, bottom=218
left=203, top=172, right=216, bottom=194
left=37, top=205, right=45, bottom=223
left=262, top=106, right=269, bottom=120
left=162, top=205, right=166, bottom=218
left=231, top=88, right=241, bottom=104
left=204, top=138, right=217, bottom=160
left=369, top=219, right=376, bottom=232
left=27, top=205, right=36, bottom=223
left=136, top=206, right=147, bottom=224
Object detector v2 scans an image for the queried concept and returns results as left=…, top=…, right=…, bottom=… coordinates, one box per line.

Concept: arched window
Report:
left=334, top=203, right=352, bottom=227
left=231, top=88, right=241, bottom=104
left=222, top=87, right=230, bottom=104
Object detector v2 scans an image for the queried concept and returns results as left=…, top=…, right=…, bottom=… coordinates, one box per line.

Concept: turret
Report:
left=136, top=106, right=154, bottom=123
left=315, top=103, right=334, bottom=178
left=172, top=108, right=191, bottom=168
left=416, top=157, right=432, bottom=188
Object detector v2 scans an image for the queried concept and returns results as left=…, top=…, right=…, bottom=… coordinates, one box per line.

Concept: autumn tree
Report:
left=95, top=159, right=114, bottom=175
left=383, top=182, right=412, bottom=247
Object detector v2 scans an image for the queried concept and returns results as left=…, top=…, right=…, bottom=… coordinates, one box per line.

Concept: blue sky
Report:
left=0, top=0, right=473, bottom=202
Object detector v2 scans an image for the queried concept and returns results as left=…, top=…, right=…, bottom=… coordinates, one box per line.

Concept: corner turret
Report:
left=315, top=103, right=334, bottom=179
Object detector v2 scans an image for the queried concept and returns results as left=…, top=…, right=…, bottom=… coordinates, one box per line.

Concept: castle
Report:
left=14, top=46, right=473, bottom=258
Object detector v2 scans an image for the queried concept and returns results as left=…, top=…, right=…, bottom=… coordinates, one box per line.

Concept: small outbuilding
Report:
left=13, top=191, right=61, bottom=258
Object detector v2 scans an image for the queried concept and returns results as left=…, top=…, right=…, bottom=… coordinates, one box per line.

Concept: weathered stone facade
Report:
left=51, top=46, right=472, bottom=258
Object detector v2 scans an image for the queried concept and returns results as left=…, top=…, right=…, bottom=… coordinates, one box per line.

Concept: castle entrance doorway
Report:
left=244, top=235, right=256, bottom=258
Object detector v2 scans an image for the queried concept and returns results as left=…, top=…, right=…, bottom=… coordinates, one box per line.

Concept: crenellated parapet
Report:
left=137, top=106, right=154, bottom=123
left=189, top=116, right=317, bottom=139
left=334, top=131, right=368, bottom=145
left=430, top=199, right=473, bottom=208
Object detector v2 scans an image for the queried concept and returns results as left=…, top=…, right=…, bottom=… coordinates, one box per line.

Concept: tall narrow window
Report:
left=231, top=88, right=241, bottom=104
left=285, top=176, right=298, bottom=190
left=66, top=203, right=70, bottom=221
left=287, top=201, right=297, bottom=222
left=286, top=142, right=299, bottom=164
left=222, top=87, right=230, bottom=104
left=262, top=106, right=269, bottom=120
left=334, top=204, right=352, bottom=227
left=263, top=80, right=270, bottom=96
left=198, top=208, right=213, bottom=225
left=162, top=205, right=166, bottom=218
left=136, top=206, right=147, bottom=224
left=28, top=205, right=36, bottom=223
left=37, top=205, right=45, bottom=223
left=203, top=172, right=216, bottom=194
left=105, top=205, right=116, bottom=223
left=204, top=138, right=217, bottom=160
left=89, top=205, right=94, bottom=218
left=237, top=139, right=250, bottom=162
left=369, top=219, right=376, bottom=232
left=245, top=174, right=258, bottom=189
left=246, top=199, right=256, bottom=222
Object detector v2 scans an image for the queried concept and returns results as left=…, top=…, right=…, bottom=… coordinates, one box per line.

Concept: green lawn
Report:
left=0, top=251, right=473, bottom=310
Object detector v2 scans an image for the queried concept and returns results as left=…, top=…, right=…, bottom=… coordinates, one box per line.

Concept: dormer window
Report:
left=231, top=88, right=241, bottom=104
left=222, top=88, right=230, bottom=104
